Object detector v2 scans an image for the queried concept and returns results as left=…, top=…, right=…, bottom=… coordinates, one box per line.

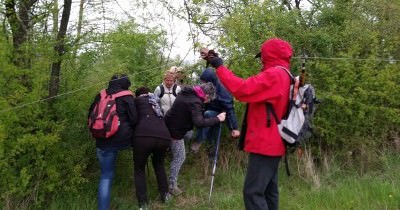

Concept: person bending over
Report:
left=164, top=82, right=226, bottom=195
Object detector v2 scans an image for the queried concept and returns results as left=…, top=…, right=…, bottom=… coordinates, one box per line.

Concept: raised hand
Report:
left=208, top=57, right=224, bottom=69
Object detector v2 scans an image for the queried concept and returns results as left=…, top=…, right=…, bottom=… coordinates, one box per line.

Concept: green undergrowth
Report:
left=49, top=145, right=400, bottom=210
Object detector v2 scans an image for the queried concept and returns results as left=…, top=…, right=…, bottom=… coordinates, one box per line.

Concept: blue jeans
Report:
left=195, top=110, right=219, bottom=145
left=97, top=148, right=118, bottom=210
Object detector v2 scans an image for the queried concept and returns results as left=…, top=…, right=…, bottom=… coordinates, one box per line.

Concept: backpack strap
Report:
left=276, top=66, right=294, bottom=83
left=284, top=148, right=291, bottom=176
left=266, top=103, right=280, bottom=127
left=291, top=78, right=300, bottom=101
left=112, top=90, right=133, bottom=98
left=88, top=90, right=107, bottom=128
left=284, top=78, right=300, bottom=118
left=172, top=84, right=178, bottom=97
left=159, top=84, right=178, bottom=97
left=99, top=89, right=107, bottom=99
left=100, top=89, right=132, bottom=99
left=265, top=66, right=300, bottom=126
left=159, top=85, right=165, bottom=98
left=268, top=105, right=292, bottom=177
left=276, top=65, right=299, bottom=102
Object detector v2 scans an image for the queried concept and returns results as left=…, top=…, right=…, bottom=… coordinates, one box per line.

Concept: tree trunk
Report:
left=52, top=0, right=59, bottom=37
left=77, top=0, right=85, bottom=38
left=5, top=0, right=38, bottom=67
left=48, top=0, right=72, bottom=102
left=73, top=0, right=85, bottom=60
left=295, top=0, right=302, bottom=9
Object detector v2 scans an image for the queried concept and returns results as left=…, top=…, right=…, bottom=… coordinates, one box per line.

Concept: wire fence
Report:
left=0, top=55, right=398, bottom=114
left=0, top=62, right=175, bottom=114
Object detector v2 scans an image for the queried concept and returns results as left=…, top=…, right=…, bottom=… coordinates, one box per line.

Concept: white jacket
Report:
left=154, top=83, right=181, bottom=114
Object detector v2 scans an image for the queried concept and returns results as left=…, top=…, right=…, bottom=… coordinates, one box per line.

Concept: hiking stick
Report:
left=208, top=122, right=222, bottom=202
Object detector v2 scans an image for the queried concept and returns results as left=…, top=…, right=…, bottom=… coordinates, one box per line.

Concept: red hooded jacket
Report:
left=216, top=38, right=292, bottom=156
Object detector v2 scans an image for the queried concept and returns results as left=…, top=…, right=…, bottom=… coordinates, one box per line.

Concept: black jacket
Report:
left=134, top=95, right=171, bottom=140
left=164, top=87, right=220, bottom=139
left=88, top=77, right=137, bottom=149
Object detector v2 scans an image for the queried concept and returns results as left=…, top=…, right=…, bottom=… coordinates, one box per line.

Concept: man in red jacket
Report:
left=208, top=38, right=292, bottom=210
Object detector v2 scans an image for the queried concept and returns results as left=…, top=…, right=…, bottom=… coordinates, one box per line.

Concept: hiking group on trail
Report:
left=88, top=38, right=303, bottom=210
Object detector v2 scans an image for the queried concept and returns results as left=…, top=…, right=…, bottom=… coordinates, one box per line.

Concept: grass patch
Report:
left=50, top=146, right=400, bottom=210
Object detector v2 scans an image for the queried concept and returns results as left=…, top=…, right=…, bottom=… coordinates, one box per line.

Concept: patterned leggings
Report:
left=169, top=139, right=186, bottom=186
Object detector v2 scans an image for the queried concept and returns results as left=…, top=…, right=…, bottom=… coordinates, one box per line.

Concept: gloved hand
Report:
left=207, top=50, right=219, bottom=59
left=208, top=57, right=224, bottom=69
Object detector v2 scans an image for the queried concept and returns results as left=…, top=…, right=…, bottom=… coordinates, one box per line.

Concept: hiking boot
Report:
left=208, top=148, right=217, bottom=159
left=169, top=184, right=183, bottom=195
left=161, top=192, right=173, bottom=203
left=190, top=142, right=201, bottom=153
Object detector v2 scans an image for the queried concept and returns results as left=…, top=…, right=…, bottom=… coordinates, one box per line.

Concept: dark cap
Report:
left=255, top=52, right=261, bottom=58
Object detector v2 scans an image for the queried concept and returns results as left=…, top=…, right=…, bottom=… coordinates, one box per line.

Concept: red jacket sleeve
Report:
left=216, top=65, right=285, bottom=103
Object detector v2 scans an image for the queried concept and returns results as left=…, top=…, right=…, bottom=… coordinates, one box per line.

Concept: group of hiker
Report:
left=89, top=37, right=294, bottom=210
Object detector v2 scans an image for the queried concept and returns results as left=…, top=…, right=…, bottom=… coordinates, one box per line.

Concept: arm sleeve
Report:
left=125, top=96, right=138, bottom=128
left=216, top=65, right=282, bottom=103
left=190, top=101, right=220, bottom=127
left=224, top=103, right=239, bottom=130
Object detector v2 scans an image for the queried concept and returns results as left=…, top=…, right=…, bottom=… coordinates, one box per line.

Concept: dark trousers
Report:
left=133, top=137, right=170, bottom=205
left=243, top=153, right=281, bottom=210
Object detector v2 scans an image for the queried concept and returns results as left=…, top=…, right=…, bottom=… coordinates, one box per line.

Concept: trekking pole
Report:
left=208, top=122, right=222, bottom=202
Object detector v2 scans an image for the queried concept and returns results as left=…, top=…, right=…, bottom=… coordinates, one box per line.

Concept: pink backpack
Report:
left=88, top=89, right=133, bottom=139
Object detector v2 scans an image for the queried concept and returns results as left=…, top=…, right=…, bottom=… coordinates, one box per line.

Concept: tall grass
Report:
left=49, top=143, right=400, bottom=210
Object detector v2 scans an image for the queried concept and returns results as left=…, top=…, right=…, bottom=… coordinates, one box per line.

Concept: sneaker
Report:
left=190, top=142, right=201, bottom=153
left=169, top=184, right=183, bottom=195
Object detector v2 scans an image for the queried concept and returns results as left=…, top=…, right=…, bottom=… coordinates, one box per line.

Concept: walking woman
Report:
left=88, top=74, right=137, bottom=210
left=133, top=87, right=172, bottom=209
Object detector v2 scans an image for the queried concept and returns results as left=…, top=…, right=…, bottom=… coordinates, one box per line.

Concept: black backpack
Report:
left=158, top=84, right=178, bottom=98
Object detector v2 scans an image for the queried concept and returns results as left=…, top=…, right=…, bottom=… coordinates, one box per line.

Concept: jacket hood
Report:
left=107, top=75, right=131, bottom=94
left=200, top=68, right=232, bottom=103
left=260, top=38, right=293, bottom=70
left=200, top=68, right=218, bottom=85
